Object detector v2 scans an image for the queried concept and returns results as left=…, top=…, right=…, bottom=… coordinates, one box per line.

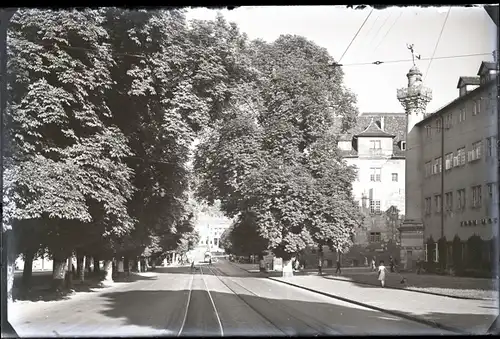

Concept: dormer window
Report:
left=370, top=140, right=381, bottom=150
left=457, top=76, right=480, bottom=97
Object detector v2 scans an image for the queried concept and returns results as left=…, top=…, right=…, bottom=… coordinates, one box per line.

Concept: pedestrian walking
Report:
left=389, top=256, right=395, bottom=273
left=416, top=257, right=422, bottom=274
left=371, top=257, right=376, bottom=271
left=335, top=260, right=342, bottom=275
left=378, top=260, right=388, bottom=288
left=318, top=257, right=323, bottom=276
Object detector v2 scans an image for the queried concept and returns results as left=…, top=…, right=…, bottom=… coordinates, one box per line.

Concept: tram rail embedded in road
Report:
left=177, top=273, right=194, bottom=337
left=200, top=266, right=225, bottom=337
left=204, top=265, right=341, bottom=336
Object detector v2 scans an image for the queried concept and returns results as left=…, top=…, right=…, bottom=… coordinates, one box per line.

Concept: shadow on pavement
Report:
left=13, top=273, right=157, bottom=303
left=95, top=289, right=489, bottom=335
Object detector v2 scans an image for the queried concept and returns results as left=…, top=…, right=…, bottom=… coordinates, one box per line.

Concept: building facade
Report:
left=300, top=113, right=407, bottom=268
left=404, top=60, right=498, bottom=275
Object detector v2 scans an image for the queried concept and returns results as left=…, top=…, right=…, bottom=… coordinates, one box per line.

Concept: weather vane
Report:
left=406, top=43, right=421, bottom=66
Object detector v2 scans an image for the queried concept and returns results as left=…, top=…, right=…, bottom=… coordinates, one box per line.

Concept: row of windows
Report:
left=424, top=94, right=495, bottom=137
left=424, top=182, right=497, bottom=215
left=200, top=237, right=220, bottom=246
left=368, top=168, right=399, bottom=182
left=424, top=136, right=497, bottom=177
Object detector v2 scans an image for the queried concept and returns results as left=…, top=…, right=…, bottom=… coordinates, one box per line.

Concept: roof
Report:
left=416, top=78, right=496, bottom=127
left=456, top=76, right=480, bottom=88
left=484, top=5, right=499, bottom=27
left=355, top=119, right=395, bottom=138
left=338, top=113, right=406, bottom=157
left=477, top=61, right=497, bottom=76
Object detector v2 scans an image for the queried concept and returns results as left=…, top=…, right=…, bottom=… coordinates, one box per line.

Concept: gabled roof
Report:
left=456, top=76, right=480, bottom=88
left=355, top=119, right=395, bottom=138
left=477, top=61, right=497, bottom=76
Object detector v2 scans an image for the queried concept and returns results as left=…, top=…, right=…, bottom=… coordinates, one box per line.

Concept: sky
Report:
left=186, top=6, right=497, bottom=114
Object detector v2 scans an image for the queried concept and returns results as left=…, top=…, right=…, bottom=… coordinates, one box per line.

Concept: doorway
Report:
left=406, top=250, right=413, bottom=270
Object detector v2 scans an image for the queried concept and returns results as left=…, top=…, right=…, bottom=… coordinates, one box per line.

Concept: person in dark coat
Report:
left=335, top=260, right=342, bottom=275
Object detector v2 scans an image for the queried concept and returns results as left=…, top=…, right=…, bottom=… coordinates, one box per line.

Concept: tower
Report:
left=396, top=44, right=433, bottom=269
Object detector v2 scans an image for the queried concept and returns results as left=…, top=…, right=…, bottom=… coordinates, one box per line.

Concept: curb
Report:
left=323, top=275, right=494, bottom=301
left=268, top=277, right=468, bottom=335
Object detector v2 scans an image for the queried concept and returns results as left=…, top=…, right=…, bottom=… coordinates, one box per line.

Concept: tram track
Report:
left=204, top=264, right=343, bottom=336
left=177, top=265, right=224, bottom=337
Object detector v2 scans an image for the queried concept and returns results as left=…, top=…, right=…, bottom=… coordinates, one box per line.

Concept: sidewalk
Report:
left=269, top=275, right=498, bottom=334
left=231, top=262, right=499, bottom=300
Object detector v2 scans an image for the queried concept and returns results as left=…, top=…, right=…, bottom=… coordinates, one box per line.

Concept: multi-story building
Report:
left=301, top=113, right=407, bottom=268
left=402, top=60, right=498, bottom=275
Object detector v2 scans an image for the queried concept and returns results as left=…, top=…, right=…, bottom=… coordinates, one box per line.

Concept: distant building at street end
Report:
left=404, top=60, right=498, bottom=276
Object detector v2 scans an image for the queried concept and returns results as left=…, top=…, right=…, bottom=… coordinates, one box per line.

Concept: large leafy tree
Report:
left=5, top=9, right=135, bottom=287
left=195, top=33, right=361, bottom=264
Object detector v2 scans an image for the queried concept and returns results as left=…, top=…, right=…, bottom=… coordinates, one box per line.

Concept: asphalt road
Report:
left=9, top=260, right=453, bottom=337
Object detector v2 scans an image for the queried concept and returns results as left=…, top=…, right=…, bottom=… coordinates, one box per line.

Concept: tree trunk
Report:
left=282, top=257, right=295, bottom=278
left=103, top=260, right=113, bottom=284
left=116, top=258, right=125, bottom=279
left=76, top=252, right=85, bottom=283
left=124, top=256, right=130, bottom=275
left=84, top=255, right=91, bottom=273
left=65, top=256, right=73, bottom=290
left=52, top=257, right=67, bottom=292
left=22, top=252, right=34, bottom=290
left=137, top=259, right=142, bottom=273
left=4, top=229, right=16, bottom=304
left=93, top=258, right=100, bottom=273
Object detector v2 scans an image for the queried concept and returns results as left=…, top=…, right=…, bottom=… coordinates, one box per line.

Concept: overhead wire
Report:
left=423, top=6, right=452, bottom=83
left=369, top=12, right=392, bottom=49
left=331, top=52, right=492, bottom=68
left=338, top=7, right=375, bottom=64
left=373, top=11, right=403, bottom=53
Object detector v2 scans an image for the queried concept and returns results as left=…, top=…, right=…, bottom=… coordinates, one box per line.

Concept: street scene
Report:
left=1, top=5, right=499, bottom=337
left=9, top=259, right=497, bottom=337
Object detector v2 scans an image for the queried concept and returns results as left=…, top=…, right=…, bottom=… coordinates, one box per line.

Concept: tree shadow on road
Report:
left=92, top=289, right=493, bottom=336
left=12, top=273, right=157, bottom=303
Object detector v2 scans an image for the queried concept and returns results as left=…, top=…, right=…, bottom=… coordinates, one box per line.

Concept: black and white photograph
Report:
left=1, top=5, right=499, bottom=337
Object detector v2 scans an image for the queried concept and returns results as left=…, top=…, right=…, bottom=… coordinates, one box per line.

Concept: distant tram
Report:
left=204, top=252, right=212, bottom=263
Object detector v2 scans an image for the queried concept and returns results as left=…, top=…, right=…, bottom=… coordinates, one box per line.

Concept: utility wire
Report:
left=332, top=52, right=492, bottom=68
left=424, top=7, right=452, bottom=82
left=370, top=12, right=392, bottom=49
left=373, top=11, right=403, bottom=53
left=338, top=7, right=374, bottom=64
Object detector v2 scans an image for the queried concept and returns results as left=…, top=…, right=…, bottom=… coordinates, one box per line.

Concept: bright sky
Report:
left=186, top=6, right=497, bottom=114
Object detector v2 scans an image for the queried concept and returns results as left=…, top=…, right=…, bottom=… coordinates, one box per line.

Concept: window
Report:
left=472, top=140, right=483, bottom=159
left=392, top=173, right=398, bottom=182
left=486, top=137, right=492, bottom=157
left=425, top=125, right=432, bottom=137
left=433, top=157, right=442, bottom=174
left=434, top=194, right=442, bottom=213
left=457, top=147, right=466, bottom=166
left=425, top=161, right=432, bottom=177
left=457, top=189, right=466, bottom=210
left=424, top=197, right=432, bottom=215
left=487, top=183, right=495, bottom=201
left=472, top=185, right=482, bottom=208
left=370, top=200, right=381, bottom=214
left=434, top=243, right=439, bottom=263
left=401, top=141, right=407, bottom=151
left=472, top=99, right=481, bottom=116
left=436, top=118, right=442, bottom=133
left=369, top=232, right=381, bottom=242
left=370, top=140, right=381, bottom=150
left=459, top=108, right=466, bottom=122
left=214, top=238, right=218, bottom=247
left=445, top=192, right=453, bottom=212
left=445, top=153, right=453, bottom=170
left=370, top=168, right=381, bottom=182
left=445, top=114, right=453, bottom=129
left=424, top=244, right=428, bottom=262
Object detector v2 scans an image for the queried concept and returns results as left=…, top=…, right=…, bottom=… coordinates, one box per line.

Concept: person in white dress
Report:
left=378, top=261, right=387, bottom=288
